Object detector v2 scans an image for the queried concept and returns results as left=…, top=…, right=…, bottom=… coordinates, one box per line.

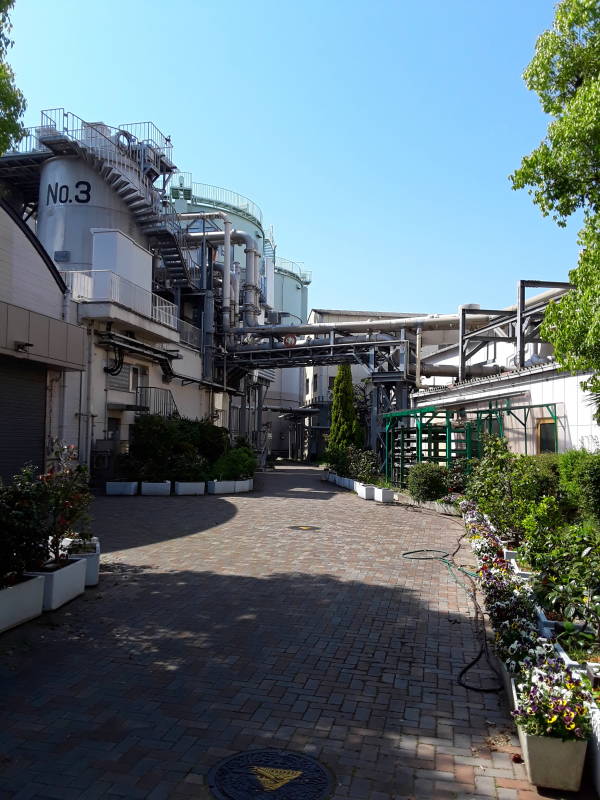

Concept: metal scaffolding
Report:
left=383, top=400, right=558, bottom=486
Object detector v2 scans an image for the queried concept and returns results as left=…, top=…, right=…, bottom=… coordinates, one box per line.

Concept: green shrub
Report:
left=407, top=462, right=448, bottom=502
left=0, top=465, right=49, bottom=586
left=518, top=496, right=561, bottom=570
left=211, top=447, right=256, bottom=481
left=347, top=446, right=380, bottom=484
left=577, top=453, right=600, bottom=518
left=167, top=453, right=209, bottom=482
left=466, top=436, right=565, bottom=542
left=557, top=448, right=591, bottom=512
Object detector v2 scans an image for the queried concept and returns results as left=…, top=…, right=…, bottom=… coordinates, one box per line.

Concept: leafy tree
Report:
left=0, top=1, right=25, bottom=155
left=327, top=363, right=361, bottom=453
left=511, top=1, right=600, bottom=392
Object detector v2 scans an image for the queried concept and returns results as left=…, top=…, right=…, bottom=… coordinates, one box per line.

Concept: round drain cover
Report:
left=207, top=748, right=334, bottom=800
left=288, top=525, right=321, bottom=531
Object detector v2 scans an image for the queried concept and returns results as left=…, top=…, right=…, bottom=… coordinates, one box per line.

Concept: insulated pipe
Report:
left=186, top=230, right=260, bottom=327
left=223, top=219, right=232, bottom=330
left=231, top=287, right=571, bottom=338
left=420, top=364, right=503, bottom=378
left=415, top=327, right=422, bottom=389
left=232, top=313, right=498, bottom=338
left=179, top=213, right=235, bottom=331
left=231, top=271, right=239, bottom=327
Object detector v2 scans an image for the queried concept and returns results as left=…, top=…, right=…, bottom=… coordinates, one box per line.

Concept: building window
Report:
left=313, top=374, right=318, bottom=394
left=305, top=378, right=309, bottom=396
left=328, top=376, right=335, bottom=390
left=537, top=418, right=557, bottom=453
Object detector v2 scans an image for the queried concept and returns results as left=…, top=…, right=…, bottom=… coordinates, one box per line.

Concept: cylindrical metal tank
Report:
left=36, top=157, right=147, bottom=270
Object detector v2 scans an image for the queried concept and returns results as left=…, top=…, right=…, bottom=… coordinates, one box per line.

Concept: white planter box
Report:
left=106, top=481, right=138, bottom=495
left=64, top=537, right=100, bottom=587
left=503, top=549, right=518, bottom=561
left=516, top=726, right=587, bottom=791
left=208, top=480, right=236, bottom=494
left=328, top=472, right=336, bottom=484
left=344, top=477, right=353, bottom=490
left=174, top=481, right=205, bottom=495
left=373, top=487, right=394, bottom=503
left=590, top=703, right=600, bottom=798
left=235, top=479, right=253, bottom=492
left=509, top=558, right=534, bottom=579
left=25, top=558, right=86, bottom=611
left=356, top=483, right=375, bottom=500
left=141, top=481, right=171, bottom=496
left=321, top=469, right=329, bottom=481
left=553, top=640, right=584, bottom=670
left=535, top=605, right=560, bottom=634
left=0, top=575, right=45, bottom=633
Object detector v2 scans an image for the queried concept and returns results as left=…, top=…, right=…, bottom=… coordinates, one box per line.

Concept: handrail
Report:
left=275, top=257, right=312, bottom=284
left=170, top=172, right=263, bottom=226
left=61, top=269, right=178, bottom=330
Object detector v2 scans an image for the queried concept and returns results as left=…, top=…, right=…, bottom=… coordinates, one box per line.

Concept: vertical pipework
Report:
left=243, top=247, right=257, bottom=327
left=415, top=327, right=422, bottom=389
left=223, top=219, right=232, bottom=330
left=254, top=251, right=262, bottom=322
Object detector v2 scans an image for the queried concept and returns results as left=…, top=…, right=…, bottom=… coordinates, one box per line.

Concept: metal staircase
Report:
left=0, top=108, right=198, bottom=289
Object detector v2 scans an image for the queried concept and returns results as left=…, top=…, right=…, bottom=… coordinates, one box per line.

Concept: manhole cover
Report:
left=207, top=748, right=335, bottom=799
left=288, top=525, right=321, bottom=531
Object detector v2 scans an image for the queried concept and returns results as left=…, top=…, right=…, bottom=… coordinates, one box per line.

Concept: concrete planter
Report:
left=105, top=481, right=138, bottom=496
left=321, top=469, right=329, bottom=481
left=235, top=479, right=253, bottom=492
left=26, top=558, right=86, bottom=611
left=344, top=477, right=353, bottom=490
left=64, top=537, right=100, bottom=587
left=590, top=703, right=600, bottom=798
left=328, top=472, right=337, bottom=484
left=356, top=483, right=375, bottom=500
left=517, top=727, right=587, bottom=791
left=141, top=481, right=171, bottom=496
left=0, top=575, right=45, bottom=633
left=208, top=480, right=236, bottom=494
left=174, top=481, right=206, bottom=496
left=512, top=678, right=588, bottom=791
left=509, top=559, right=534, bottom=579
left=373, top=487, right=394, bottom=503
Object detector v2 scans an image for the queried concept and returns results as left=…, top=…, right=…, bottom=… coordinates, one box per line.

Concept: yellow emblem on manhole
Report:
left=251, top=766, right=303, bottom=791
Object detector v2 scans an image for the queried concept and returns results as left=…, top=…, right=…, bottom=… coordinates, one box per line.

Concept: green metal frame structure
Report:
left=383, top=400, right=558, bottom=485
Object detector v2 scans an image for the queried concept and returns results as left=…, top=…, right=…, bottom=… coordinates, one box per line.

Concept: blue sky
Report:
left=11, top=0, right=574, bottom=314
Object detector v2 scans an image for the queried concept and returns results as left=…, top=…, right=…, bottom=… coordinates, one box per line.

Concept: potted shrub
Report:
left=512, top=657, right=592, bottom=791
left=0, top=467, right=46, bottom=633
left=106, top=454, right=139, bottom=496
left=140, top=462, right=171, bottom=496
left=25, top=443, right=90, bottom=611
left=63, top=536, right=101, bottom=587
left=373, top=485, right=394, bottom=503
left=170, top=453, right=208, bottom=496
left=208, top=446, right=256, bottom=494
left=356, top=483, right=375, bottom=500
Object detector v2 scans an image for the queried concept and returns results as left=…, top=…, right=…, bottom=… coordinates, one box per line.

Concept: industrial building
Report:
left=0, top=108, right=598, bottom=484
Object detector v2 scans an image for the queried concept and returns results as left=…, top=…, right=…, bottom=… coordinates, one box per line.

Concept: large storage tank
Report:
left=36, top=156, right=146, bottom=270
left=265, top=258, right=312, bottom=457
left=170, top=173, right=267, bottom=305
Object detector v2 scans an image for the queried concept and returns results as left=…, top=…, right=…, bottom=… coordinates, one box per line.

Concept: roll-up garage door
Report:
left=0, top=355, right=47, bottom=481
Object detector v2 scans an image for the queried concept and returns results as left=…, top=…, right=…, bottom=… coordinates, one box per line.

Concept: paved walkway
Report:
left=0, top=466, right=596, bottom=799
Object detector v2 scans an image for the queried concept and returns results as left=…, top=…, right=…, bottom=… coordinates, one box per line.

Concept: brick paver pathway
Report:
left=0, top=466, right=596, bottom=799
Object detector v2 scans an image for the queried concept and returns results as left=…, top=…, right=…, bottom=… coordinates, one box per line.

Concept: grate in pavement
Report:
left=207, top=748, right=335, bottom=799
